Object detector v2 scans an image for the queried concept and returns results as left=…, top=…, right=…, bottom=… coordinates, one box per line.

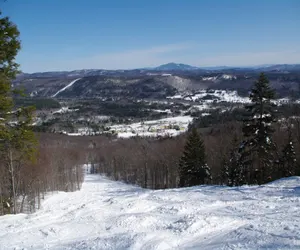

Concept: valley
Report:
left=1, top=3, right=300, bottom=249
left=14, top=64, right=300, bottom=137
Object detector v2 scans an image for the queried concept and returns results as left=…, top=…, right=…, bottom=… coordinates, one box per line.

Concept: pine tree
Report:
left=241, top=73, right=276, bottom=184
left=279, top=125, right=296, bottom=177
left=222, top=134, right=245, bottom=186
left=0, top=12, right=37, bottom=214
left=178, top=128, right=211, bottom=187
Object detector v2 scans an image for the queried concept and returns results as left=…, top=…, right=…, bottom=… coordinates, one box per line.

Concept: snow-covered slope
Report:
left=168, top=90, right=251, bottom=103
left=0, top=172, right=299, bottom=249
left=201, top=74, right=237, bottom=81
left=110, top=116, right=193, bottom=138
left=52, top=78, right=81, bottom=97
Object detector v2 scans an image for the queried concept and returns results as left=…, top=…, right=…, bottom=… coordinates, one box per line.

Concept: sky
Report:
left=1, top=0, right=300, bottom=73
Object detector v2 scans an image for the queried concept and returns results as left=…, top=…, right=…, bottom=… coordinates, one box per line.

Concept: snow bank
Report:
left=0, top=172, right=299, bottom=249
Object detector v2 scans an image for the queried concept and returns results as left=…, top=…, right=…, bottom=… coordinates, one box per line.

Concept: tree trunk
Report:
left=20, top=193, right=26, bottom=213
left=0, top=186, right=3, bottom=215
left=9, top=149, right=17, bottom=214
left=144, top=163, right=148, bottom=188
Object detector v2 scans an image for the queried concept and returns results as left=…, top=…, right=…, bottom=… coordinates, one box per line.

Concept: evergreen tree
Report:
left=178, top=128, right=211, bottom=187
left=222, top=134, right=245, bottom=186
left=0, top=12, right=37, bottom=214
left=296, top=164, right=300, bottom=177
left=279, top=125, right=296, bottom=177
left=241, top=73, right=276, bottom=184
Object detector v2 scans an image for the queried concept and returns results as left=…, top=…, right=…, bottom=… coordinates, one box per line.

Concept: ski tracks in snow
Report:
left=0, top=173, right=300, bottom=249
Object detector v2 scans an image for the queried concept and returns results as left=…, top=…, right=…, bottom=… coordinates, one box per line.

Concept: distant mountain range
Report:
left=17, top=62, right=300, bottom=80
left=14, top=62, right=300, bottom=100
left=152, top=63, right=300, bottom=72
left=18, top=63, right=300, bottom=77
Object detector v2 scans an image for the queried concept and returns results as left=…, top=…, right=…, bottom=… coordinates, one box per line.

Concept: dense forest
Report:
left=89, top=99, right=300, bottom=189
left=0, top=134, right=85, bottom=215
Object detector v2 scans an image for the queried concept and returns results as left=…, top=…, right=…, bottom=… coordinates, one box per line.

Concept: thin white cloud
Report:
left=74, top=42, right=194, bottom=70
left=21, top=43, right=194, bottom=72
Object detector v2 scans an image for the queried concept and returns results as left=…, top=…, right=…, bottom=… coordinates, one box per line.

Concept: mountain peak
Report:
left=154, top=63, right=199, bottom=71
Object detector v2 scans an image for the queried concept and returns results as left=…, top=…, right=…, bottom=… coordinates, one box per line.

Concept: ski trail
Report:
left=0, top=170, right=299, bottom=250
left=52, top=78, right=81, bottom=97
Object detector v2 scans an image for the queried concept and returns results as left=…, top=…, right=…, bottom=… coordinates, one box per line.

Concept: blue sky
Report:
left=2, top=0, right=300, bottom=72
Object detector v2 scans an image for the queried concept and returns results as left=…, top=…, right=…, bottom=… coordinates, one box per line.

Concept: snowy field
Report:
left=0, top=172, right=300, bottom=250
left=110, top=116, right=193, bottom=138
left=167, top=90, right=295, bottom=106
left=167, top=90, right=250, bottom=103
left=61, top=116, right=193, bottom=137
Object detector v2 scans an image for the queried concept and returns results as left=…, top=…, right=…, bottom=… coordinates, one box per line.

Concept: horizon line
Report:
left=20, top=63, right=300, bottom=74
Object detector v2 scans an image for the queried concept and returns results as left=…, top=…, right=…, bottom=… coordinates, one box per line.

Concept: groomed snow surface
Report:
left=0, top=169, right=300, bottom=249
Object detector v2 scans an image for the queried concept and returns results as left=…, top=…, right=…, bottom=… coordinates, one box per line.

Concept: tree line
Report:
left=0, top=12, right=87, bottom=215
left=0, top=134, right=86, bottom=215
left=90, top=73, right=300, bottom=188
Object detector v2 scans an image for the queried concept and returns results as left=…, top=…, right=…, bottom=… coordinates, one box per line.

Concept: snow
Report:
left=30, top=91, right=38, bottom=97
left=110, top=116, right=193, bottom=138
left=58, top=116, right=192, bottom=137
left=166, top=94, right=182, bottom=99
left=202, top=75, right=236, bottom=81
left=167, top=90, right=300, bottom=106
left=0, top=171, right=299, bottom=250
left=253, top=113, right=272, bottom=119
left=53, top=107, right=79, bottom=114
left=144, top=116, right=192, bottom=124
left=202, top=76, right=218, bottom=81
left=168, top=90, right=251, bottom=104
left=221, top=74, right=237, bottom=80
left=117, top=129, right=183, bottom=138
left=273, top=98, right=290, bottom=105
left=64, top=127, right=100, bottom=136
left=95, top=115, right=111, bottom=121
left=146, top=73, right=160, bottom=76
left=190, top=104, right=211, bottom=111
left=153, top=109, right=172, bottom=114
left=52, top=78, right=81, bottom=98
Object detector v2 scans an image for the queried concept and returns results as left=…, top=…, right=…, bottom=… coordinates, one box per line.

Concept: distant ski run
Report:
left=52, top=78, right=81, bottom=97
